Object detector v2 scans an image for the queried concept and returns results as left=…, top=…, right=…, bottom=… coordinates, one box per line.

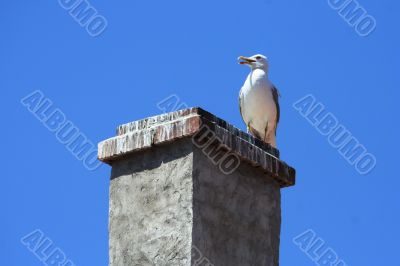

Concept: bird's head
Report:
left=238, top=54, right=269, bottom=71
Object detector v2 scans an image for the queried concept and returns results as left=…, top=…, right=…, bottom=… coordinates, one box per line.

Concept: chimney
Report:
left=98, top=107, right=295, bottom=266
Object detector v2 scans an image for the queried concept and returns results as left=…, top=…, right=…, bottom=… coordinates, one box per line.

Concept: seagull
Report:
left=238, top=54, right=280, bottom=148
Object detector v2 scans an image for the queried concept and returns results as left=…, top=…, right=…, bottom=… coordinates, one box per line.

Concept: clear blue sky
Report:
left=1, top=0, right=399, bottom=265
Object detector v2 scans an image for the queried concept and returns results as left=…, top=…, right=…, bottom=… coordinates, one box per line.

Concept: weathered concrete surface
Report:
left=100, top=108, right=296, bottom=266
left=192, top=147, right=281, bottom=266
left=109, top=139, right=194, bottom=266
left=109, top=138, right=281, bottom=266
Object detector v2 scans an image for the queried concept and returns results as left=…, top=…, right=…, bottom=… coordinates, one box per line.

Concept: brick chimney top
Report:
left=98, top=107, right=295, bottom=187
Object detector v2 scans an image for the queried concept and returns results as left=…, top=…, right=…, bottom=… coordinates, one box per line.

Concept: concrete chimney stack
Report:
left=98, top=107, right=295, bottom=266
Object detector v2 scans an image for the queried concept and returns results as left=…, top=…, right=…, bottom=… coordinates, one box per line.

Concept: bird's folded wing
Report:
left=272, top=86, right=280, bottom=133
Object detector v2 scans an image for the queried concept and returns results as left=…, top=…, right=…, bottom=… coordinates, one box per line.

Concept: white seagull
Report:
left=238, top=54, right=280, bottom=147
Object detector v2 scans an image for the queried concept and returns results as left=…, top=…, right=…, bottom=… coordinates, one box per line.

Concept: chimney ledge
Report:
left=98, top=107, right=295, bottom=187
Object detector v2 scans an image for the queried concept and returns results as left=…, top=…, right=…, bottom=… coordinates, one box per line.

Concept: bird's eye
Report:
left=256, top=56, right=262, bottom=60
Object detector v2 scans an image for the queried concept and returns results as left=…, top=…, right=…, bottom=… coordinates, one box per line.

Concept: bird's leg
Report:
left=263, top=122, right=269, bottom=143
left=247, top=122, right=251, bottom=134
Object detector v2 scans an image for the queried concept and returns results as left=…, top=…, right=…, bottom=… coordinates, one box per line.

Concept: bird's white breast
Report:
left=240, top=69, right=277, bottom=136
